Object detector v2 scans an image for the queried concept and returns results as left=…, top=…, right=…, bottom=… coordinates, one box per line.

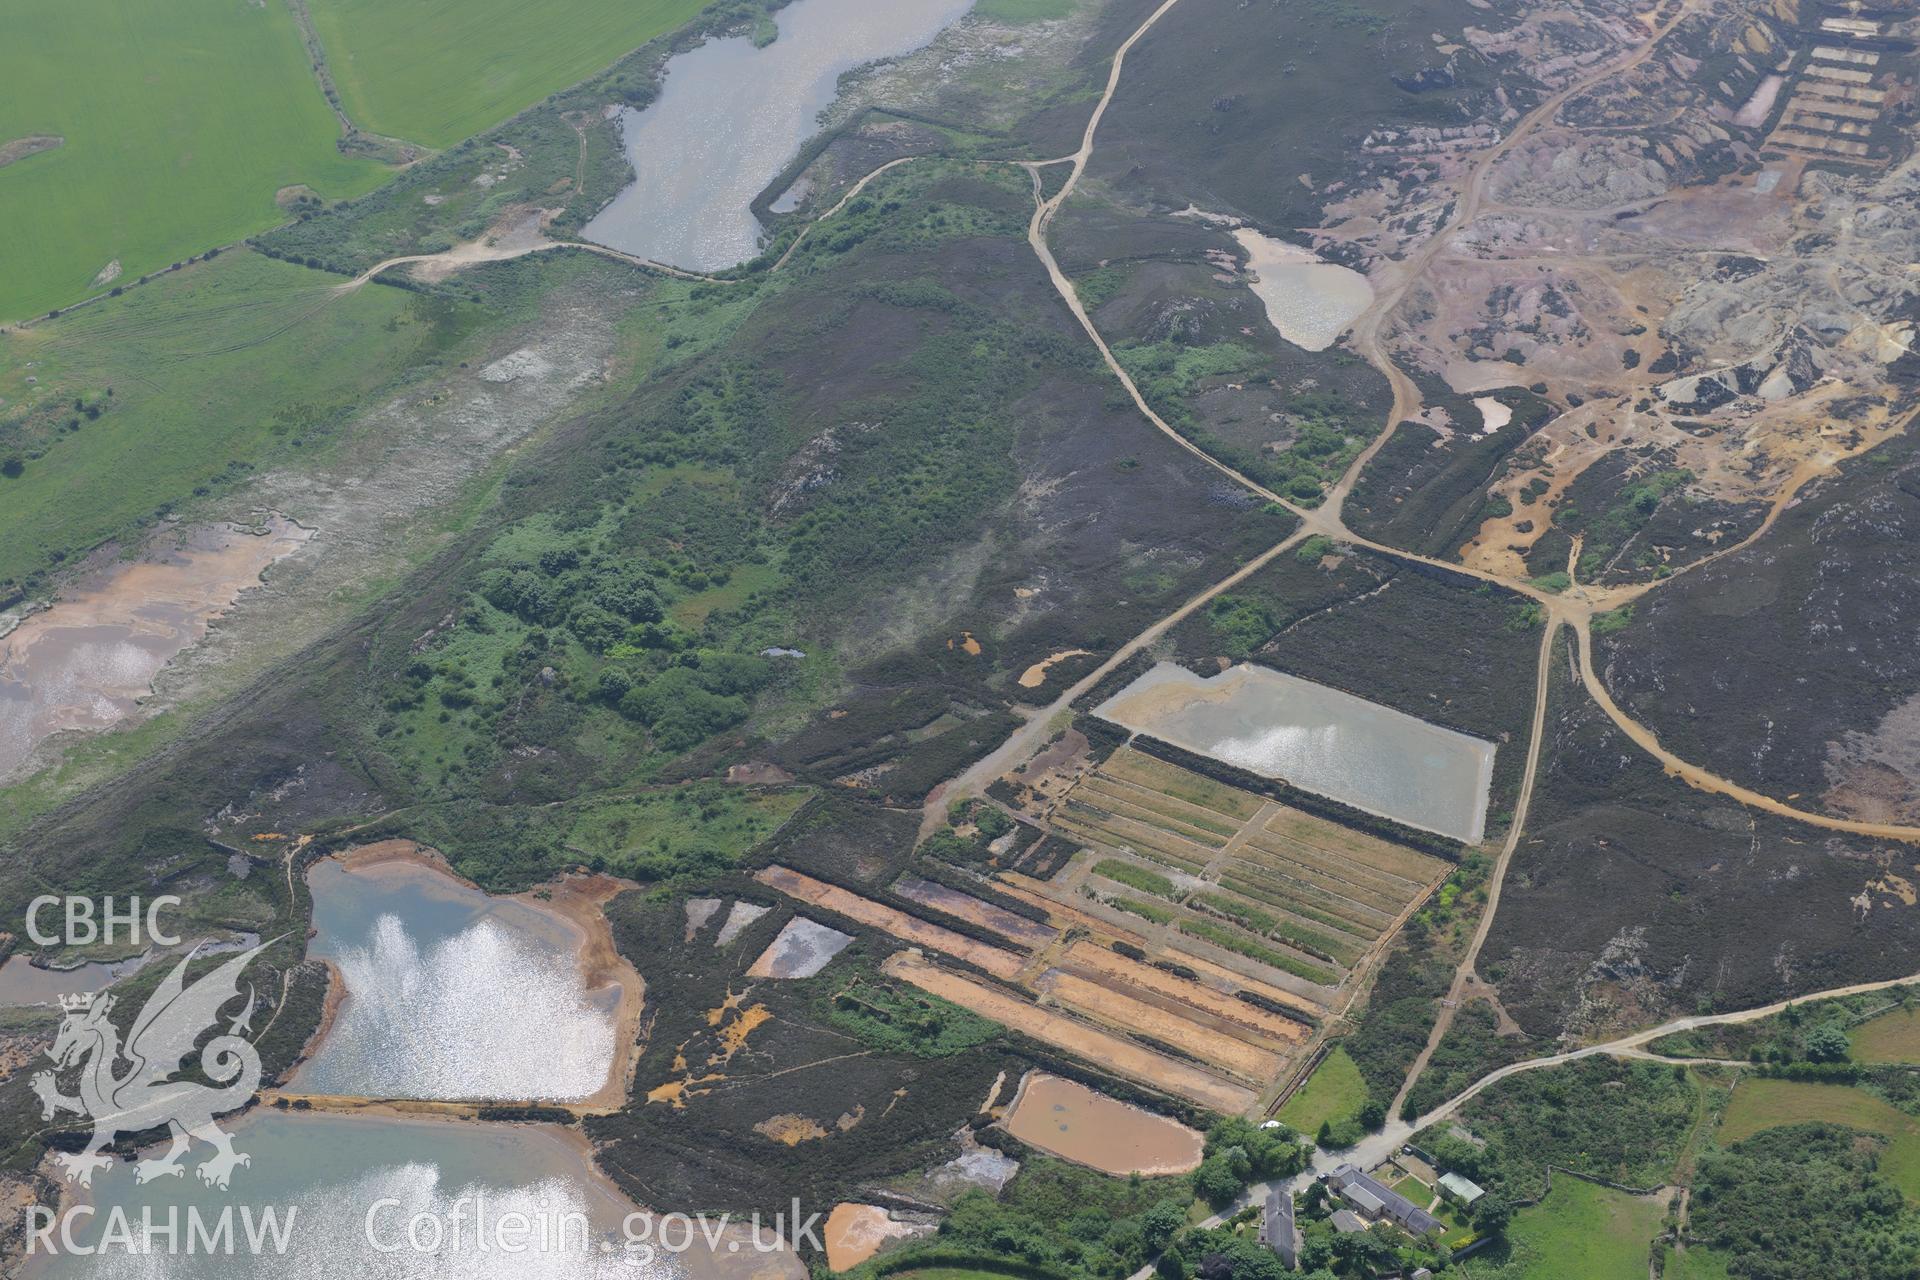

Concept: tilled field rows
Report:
left=1079, top=865, right=1348, bottom=983
left=1098, top=748, right=1265, bottom=820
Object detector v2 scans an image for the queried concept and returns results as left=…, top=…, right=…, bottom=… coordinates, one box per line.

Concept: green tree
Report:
left=1193, top=1155, right=1245, bottom=1208
left=1473, top=1193, right=1514, bottom=1238
left=1142, top=1199, right=1187, bottom=1252
left=1805, top=1023, right=1851, bottom=1063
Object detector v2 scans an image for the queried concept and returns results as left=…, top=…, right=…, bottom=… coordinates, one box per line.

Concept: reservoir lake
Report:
left=582, top=0, right=971, bottom=271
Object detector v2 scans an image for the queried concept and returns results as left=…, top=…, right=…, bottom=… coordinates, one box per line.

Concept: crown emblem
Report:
left=57, top=991, right=95, bottom=1013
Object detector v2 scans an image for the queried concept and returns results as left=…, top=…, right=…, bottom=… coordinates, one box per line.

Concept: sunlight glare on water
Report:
left=298, top=913, right=615, bottom=1101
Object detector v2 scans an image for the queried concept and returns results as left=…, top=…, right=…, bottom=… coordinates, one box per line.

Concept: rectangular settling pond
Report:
left=1094, top=662, right=1495, bottom=843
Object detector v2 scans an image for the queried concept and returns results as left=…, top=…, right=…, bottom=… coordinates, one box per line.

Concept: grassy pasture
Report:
left=0, top=250, right=477, bottom=588
left=1275, top=1044, right=1367, bottom=1133
left=1475, top=1177, right=1665, bottom=1279
left=0, top=0, right=386, bottom=321
left=308, top=0, right=709, bottom=148
left=1717, top=1078, right=1920, bottom=1199
left=1661, top=1247, right=1736, bottom=1279
left=1852, top=1006, right=1920, bottom=1064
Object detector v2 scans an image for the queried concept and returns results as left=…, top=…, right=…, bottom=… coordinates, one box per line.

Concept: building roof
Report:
left=1261, top=1191, right=1297, bottom=1265
left=1439, top=1172, right=1485, bottom=1203
left=1330, top=1209, right=1368, bottom=1234
left=1332, top=1165, right=1442, bottom=1235
left=1342, top=1184, right=1386, bottom=1216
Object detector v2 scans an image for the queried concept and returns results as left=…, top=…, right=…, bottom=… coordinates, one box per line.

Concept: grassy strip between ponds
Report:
left=1191, top=890, right=1276, bottom=933
left=1189, top=891, right=1355, bottom=965
left=1178, top=919, right=1336, bottom=987
left=1106, top=895, right=1174, bottom=924
left=1094, top=858, right=1177, bottom=899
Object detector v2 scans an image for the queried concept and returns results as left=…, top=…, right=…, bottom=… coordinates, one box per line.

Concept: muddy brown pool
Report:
left=1002, top=1073, right=1204, bottom=1176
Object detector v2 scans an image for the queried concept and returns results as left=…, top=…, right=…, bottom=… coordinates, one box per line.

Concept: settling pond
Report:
left=1094, top=662, right=1495, bottom=843
left=0, top=952, right=151, bottom=1006
left=23, top=1111, right=801, bottom=1280
left=1231, top=228, right=1373, bottom=352
left=292, top=849, right=632, bottom=1103
left=19, top=853, right=692, bottom=1277
left=582, top=0, right=971, bottom=271
left=1001, top=1073, right=1204, bottom=1177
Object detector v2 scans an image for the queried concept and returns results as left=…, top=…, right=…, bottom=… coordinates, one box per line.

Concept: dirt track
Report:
left=955, top=0, right=1920, bottom=880
left=1390, top=618, right=1561, bottom=1118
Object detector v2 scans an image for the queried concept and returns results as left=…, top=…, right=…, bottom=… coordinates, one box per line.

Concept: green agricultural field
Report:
left=1661, top=1246, right=1736, bottom=1279
left=1094, top=857, right=1177, bottom=898
left=308, top=0, right=710, bottom=148
left=1473, top=1177, right=1666, bottom=1280
left=0, top=0, right=386, bottom=321
left=1852, top=1006, right=1920, bottom=1064
left=0, top=250, right=480, bottom=589
left=1718, top=1078, right=1920, bottom=1199
left=1276, top=1045, right=1368, bottom=1134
